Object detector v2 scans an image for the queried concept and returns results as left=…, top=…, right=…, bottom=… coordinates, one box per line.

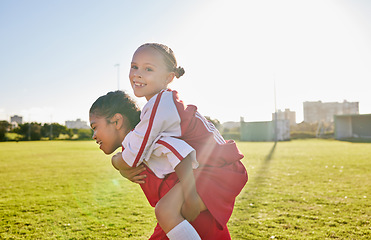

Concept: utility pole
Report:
left=274, top=78, right=278, bottom=143
left=50, top=115, right=53, bottom=140
left=114, top=64, right=120, bottom=90
left=28, top=114, right=31, bottom=141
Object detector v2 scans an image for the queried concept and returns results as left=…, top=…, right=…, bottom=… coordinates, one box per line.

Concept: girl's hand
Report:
left=181, top=191, right=202, bottom=222
left=119, top=164, right=147, bottom=184
left=111, top=152, right=147, bottom=184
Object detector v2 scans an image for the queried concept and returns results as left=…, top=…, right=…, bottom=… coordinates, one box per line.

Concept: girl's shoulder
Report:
left=144, top=89, right=178, bottom=108
left=161, top=88, right=179, bottom=99
left=141, top=89, right=181, bottom=117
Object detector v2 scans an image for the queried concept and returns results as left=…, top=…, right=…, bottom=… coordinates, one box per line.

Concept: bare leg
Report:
left=155, top=182, right=207, bottom=233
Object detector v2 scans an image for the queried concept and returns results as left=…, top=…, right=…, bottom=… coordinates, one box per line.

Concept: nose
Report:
left=132, top=68, right=142, bottom=78
left=133, top=72, right=141, bottom=78
left=92, top=131, right=96, bottom=140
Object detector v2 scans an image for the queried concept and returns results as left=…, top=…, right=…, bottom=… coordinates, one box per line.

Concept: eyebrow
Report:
left=131, top=61, right=157, bottom=68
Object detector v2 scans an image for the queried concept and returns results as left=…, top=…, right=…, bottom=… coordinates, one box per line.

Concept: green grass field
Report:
left=1, top=139, right=370, bottom=239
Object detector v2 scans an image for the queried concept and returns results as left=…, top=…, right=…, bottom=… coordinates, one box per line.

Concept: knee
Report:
left=155, top=199, right=184, bottom=233
left=155, top=199, right=170, bottom=225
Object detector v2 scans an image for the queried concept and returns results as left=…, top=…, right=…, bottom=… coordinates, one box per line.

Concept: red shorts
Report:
left=138, top=161, right=247, bottom=240
left=138, top=166, right=179, bottom=207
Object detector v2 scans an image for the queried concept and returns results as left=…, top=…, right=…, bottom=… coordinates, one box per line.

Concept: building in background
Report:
left=303, top=100, right=359, bottom=123
left=334, top=114, right=371, bottom=140
left=240, top=119, right=290, bottom=141
left=65, top=119, right=89, bottom=129
left=10, top=115, right=23, bottom=124
left=10, top=115, right=23, bottom=129
left=272, top=108, right=296, bottom=126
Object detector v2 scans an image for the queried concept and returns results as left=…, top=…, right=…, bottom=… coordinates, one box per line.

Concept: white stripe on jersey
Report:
left=195, top=112, right=226, bottom=144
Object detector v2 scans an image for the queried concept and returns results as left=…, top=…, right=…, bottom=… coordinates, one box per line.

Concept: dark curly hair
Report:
left=89, top=91, right=141, bottom=129
left=138, top=43, right=185, bottom=78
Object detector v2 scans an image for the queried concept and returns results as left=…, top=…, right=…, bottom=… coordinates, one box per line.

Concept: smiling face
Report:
left=129, top=46, right=175, bottom=101
left=89, top=113, right=124, bottom=155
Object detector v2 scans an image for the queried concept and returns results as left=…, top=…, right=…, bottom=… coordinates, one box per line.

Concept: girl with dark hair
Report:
left=90, top=90, right=201, bottom=239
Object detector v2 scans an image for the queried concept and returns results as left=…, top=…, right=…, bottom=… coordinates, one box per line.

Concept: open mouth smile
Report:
left=133, top=81, right=146, bottom=87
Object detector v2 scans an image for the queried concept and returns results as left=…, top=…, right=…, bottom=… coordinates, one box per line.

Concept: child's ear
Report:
left=165, top=72, right=175, bottom=85
left=111, top=113, right=123, bottom=129
left=112, top=113, right=128, bottom=130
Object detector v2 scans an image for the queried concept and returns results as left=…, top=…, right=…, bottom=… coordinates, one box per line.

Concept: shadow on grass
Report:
left=242, top=141, right=278, bottom=200
left=338, top=138, right=371, bottom=143
left=250, top=141, right=277, bottom=187
left=264, top=141, right=277, bottom=162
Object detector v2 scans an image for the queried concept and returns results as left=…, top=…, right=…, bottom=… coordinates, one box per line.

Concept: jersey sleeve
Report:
left=155, top=136, right=198, bottom=170
left=121, top=90, right=183, bottom=167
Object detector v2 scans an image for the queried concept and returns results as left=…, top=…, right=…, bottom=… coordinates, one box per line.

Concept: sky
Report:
left=1, top=0, right=371, bottom=125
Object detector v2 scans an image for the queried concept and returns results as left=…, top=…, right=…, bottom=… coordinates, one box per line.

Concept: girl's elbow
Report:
left=112, top=154, right=131, bottom=170
left=111, top=157, right=120, bottom=170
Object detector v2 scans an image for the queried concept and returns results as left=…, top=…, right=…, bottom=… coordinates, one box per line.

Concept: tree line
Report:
left=0, top=117, right=221, bottom=142
left=0, top=120, right=93, bottom=141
